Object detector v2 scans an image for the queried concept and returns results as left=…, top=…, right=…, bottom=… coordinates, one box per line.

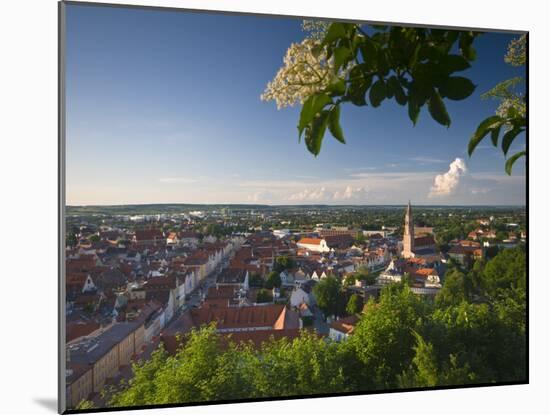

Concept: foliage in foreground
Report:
left=107, top=248, right=526, bottom=408
left=262, top=21, right=526, bottom=173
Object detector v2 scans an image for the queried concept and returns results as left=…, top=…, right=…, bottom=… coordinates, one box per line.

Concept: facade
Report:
left=217, top=268, right=249, bottom=290
left=329, top=315, right=359, bottom=342
left=296, top=237, right=330, bottom=253
left=66, top=321, right=146, bottom=407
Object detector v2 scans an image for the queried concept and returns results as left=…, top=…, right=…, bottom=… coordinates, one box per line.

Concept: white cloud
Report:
left=410, top=156, right=447, bottom=164
left=429, top=158, right=467, bottom=197
left=333, top=185, right=368, bottom=201
left=471, top=187, right=491, bottom=195
left=288, top=187, right=328, bottom=201
left=159, top=177, right=198, bottom=184
left=247, top=190, right=274, bottom=203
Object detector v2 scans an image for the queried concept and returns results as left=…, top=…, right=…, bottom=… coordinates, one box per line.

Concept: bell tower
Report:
left=402, top=201, right=415, bottom=258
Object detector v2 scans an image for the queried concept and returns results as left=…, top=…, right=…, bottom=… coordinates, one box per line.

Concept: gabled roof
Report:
left=330, top=315, right=360, bottom=335
left=165, top=304, right=295, bottom=334
left=66, top=321, right=101, bottom=343
left=134, top=229, right=164, bottom=241
left=297, top=238, right=323, bottom=245
left=414, top=235, right=436, bottom=247
left=217, top=268, right=248, bottom=284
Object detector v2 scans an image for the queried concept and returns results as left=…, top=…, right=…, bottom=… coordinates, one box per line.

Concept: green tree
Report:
left=248, top=331, right=348, bottom=397
left=431, top=300, right=525, bottom=383
left=349, top=284, right=430, bottom=389
left=398, top=332, right=477, bottom=388
left=256, top=289, right=273, bottom=303
left=75, top=399, right=95, bottom=410
left=273, top=256, right=296, bottom=273
left=397, top=332, right=438, bottom=387
left=481, top=246, right=526, bottom=301
left=249, top=272, right=264, bottom=288
left=436, top=268, right=471, bottom=307
left=264, top=271, right=282, bottom=289
left=312, top=276, right=343, bottom=318
left=342, top=274, right=356, bottom=287
left=66, top=233, right=77, bottom=248
left=89, top=234, right=100, bottom=243
left=346, top=293, right=364, bottom=315
left=355, top=266, right=375, bottom=285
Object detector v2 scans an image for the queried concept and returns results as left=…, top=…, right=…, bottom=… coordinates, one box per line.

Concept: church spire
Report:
left=403, top=200, right=414, bottom=258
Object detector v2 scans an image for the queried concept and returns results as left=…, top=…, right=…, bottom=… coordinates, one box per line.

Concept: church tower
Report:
left=402, top=200, right=415, bottom=258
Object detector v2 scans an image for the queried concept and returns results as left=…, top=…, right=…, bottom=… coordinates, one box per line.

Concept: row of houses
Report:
left=65, top=226, right=243, bottom=407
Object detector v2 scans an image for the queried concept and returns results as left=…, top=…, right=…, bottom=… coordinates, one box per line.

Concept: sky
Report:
left=65, top=4, right=526, bottom=206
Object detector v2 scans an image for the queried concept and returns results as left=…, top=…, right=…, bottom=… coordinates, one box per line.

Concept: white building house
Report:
left=273, top=229, right=290, bottom=239
left=310, top=270, right=328, bottom=281
left=82, top=274, right=97, bottom=293
left=329, top=315, right=359, bottom=342
left=290, top=287, right=314, bottom=308
left=377, top=260, right=404, bottom=285
left=297, top=237, right=330, bottom=253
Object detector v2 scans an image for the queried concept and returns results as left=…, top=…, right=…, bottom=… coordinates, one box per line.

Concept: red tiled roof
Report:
left=330, top=315, right=359, bottom=334
left=297, top=238, right=323, bottom=245
left=165, top=304, right=298, bottom=335
left=66, top=321, right=100, bottom=342
left=134, top=229, right=164, bottom=241
left=449, top=245, right=478, bottom=255
left=205, top=285, right=238, bottom=299
left=414, top=235, right=435, bottom=247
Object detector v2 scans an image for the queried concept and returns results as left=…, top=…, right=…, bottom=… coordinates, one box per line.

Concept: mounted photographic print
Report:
left=59, top=1, right=528, bottom=413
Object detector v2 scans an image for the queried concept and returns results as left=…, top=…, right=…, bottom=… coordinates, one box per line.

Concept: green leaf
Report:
left=459, top=32, right=477, bottom=61
left=323, top=23, right=347, bottom=46
left=468, top=115, right=503, bottom=156
left=490, top=125, right=501, bottom=147
left=369, top=79, right=386, bottom=108
left=440, top=54, right=471, bottom=73
left=427, top=90, right=451, bottom=127
left=408, top=44, right=421, bottom=69
left=311, top=44, right=323, bottom=58
left=408, top=97, right=420, bottom=126
left=438, top=77, right=476, bottom=100
left=298, top=93, right=332, bottom=139
left=394, top=88, right=407, bottom=105
left=326, top=77, right=346, bottom=96
left=347, top=75, right=372, bottom=106
left=304, top=110, right=330, bottom=156
left=334, top=46, right=352, bottom=72
left=505, top=150, right=526, bottom=175
left=501, top=127, right=524, bottom=156
left=377, top=49, right=390, bottom=76
left=359, top=36, right=378, bottom=64
left=388, top=76, right=406, bottom=105
left=328, top=105, right=345, bottom=144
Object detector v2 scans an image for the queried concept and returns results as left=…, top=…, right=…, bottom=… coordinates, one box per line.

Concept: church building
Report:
left=401, top=201, right=437, bottom=259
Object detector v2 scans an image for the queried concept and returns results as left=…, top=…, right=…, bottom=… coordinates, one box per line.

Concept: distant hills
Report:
left=65, top=203, right=525, bottom=216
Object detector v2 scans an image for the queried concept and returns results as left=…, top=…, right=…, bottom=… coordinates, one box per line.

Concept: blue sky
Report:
left=65, top=4, right=526, bottom=206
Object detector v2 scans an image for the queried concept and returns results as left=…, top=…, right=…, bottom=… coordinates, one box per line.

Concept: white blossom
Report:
left=261, top=38, right=353, bottom=109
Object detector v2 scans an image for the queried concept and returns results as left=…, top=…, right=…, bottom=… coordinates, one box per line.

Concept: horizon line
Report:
left=66, top=202, right=526, bottom=208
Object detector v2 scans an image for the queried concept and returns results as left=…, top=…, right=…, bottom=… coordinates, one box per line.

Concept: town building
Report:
left=296, top=237, right=330, bottom=253
left=401, top=201, right=438, bottom=259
